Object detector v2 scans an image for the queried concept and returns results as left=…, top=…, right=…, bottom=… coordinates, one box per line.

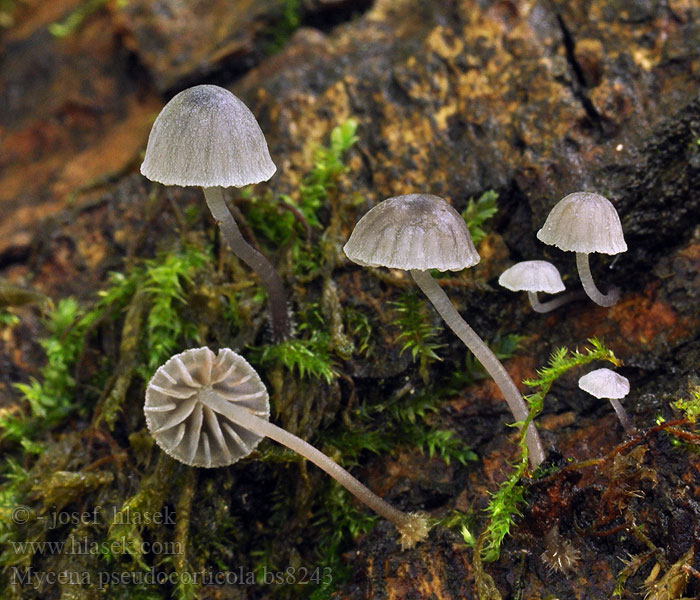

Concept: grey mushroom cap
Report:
left=498, top=260, right=566, bottom=294
left=578, top=368, right=630, bottom=400
left=536, top=192, right=627, bottom=255
left=140, top=84, right=277, bottom=188
left=145, top=347, right=270, bottom=468
left=343, top=194, right=480, bottom=272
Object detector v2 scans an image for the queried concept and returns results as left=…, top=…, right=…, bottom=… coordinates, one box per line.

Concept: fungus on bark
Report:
left=145, top=347, right=429, bottom=549
left=536, top=192, right=627, bottom=307
left=141, top=84, right=290, bottom=340
left=578, top=367, right=634, bottom=433
left=498, top=260, right=571, bottom=313
left=343, top=193, right=546, bottom=468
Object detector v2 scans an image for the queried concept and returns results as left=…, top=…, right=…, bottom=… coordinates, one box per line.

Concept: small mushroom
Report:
left=343, top=194, right=546, bottom=468
left=578, top=367, right=634, bottom=433
left=145, top=347, right=430, bottom=549
left=536, top=192, right=627, bottom=307
left=141, top=84, right=289, bottom=340
left=498, top=260, right=572, bottom=313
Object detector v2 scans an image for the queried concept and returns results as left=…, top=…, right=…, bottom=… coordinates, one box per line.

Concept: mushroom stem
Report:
left=526, top=290, right=582, bottom=313
left=608, top=398, right=635, bottom=434
left=199, top=388, right=429, bottom=549
left=203, top=187, right=290, bottom=340
left=410, top=269, right=546, bottom=468
left=575, top=252, right=620, bottom=307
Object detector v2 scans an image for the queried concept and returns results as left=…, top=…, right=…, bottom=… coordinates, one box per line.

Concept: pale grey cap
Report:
left=145, top=347, right=270, bottom=468
left=140, top=84, right=277, bottom=188
left=578, top=368, right=630, bottom=400
left=536, top=192, right=627, bottom=255
left=498, top=260, right=565, bottom=294
left=343, top=194, right=480, bottom=272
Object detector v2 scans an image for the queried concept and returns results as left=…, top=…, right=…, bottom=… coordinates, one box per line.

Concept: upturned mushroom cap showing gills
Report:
left=578, top=368, right=630, bottom=400
left=145, top=347, right=270, bottom=468
left=498, top=260, right=565, bottom=294
left=343, top=194, right=480, bottom=272
left=140, top=84, right=276, bottom=188
left=536, top=192, right=627, bottom=255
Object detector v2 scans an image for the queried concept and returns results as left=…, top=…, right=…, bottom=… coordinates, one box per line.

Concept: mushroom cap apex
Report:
left=145, top=347, right=270, bottom=468
left=498, top=260, right=565, bottom=293
left=578, top=368, right=630, bottom=400
left=343, top=193, right=480, bottom=272
left=536, top=192, right=627, bottom=255
left=140, top=84, right=276, bottom=188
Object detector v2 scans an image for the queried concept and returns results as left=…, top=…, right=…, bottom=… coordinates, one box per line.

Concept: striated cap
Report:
left=536, top=192, right=627, bottom=255
left=140, top=84, right=276, bottom=188
left=145, top=347, right=270, bottom=468
left=578, top=368, right=630, bottom=400
left=498, top=260, right=565, bottom=294
left=343, top=194, right=480, bottom=272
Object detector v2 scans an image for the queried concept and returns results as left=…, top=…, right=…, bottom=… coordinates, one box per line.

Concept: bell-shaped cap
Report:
left=140, top=84, right=277, bottom=188
left=537, top=192, right=627, bottom=255
left=578, top=368, right=630, bottom=400
left=145, top=347, right=270, bottom=468
left=343, top=194, right=480, bottom=272
left=498, top=260, right=565, bottom=294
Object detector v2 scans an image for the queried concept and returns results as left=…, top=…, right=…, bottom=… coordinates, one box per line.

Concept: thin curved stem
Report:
left=575, top=253, right=620, bottom=307
left=608, top=398, right=635, bottom=434
left=199, top=389, right=429, bottom=548
left=411, top=269, right=546, bottom=468
left=203, top=186, right=290, bottom=341
left=527, top=290, right=583, bottom=313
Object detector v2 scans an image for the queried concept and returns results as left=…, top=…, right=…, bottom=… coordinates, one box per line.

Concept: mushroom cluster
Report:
left=137, top=88, right=636, bottom=556
left=342, top=189, right=632, bottom=470
left=344, top=194, right=546, bottom=468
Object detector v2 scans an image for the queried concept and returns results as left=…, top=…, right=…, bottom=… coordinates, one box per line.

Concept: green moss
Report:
left=3, top=244, right=213, bottom=449
left=107, top=454, right=176, bottom=573
left=0, top=310, right=19, bottom=326
left=137, top=248, right=210, bottom=376
left=308, top=482, right=376, bottom=598
left=391, top=290, right=444, bottom=383
left=461, top=190, right=499, bottom=246
left=252, top=334, right=337, bottom=384
left=6, top=298, right=100, bottom=449
left=262, top=0, right=303, bottom=56
left=671, top=385, right=700, bottom=423
left=48, top=0, right=128, bottom=38
left=480, top=338, right=620, bottom=562
left=327, top=381, right=477, bottom=468
left=246, top=119, right=358, bottom=253
left=342, top=306, right=373, bottom=358
left=437, top=509, right=477, bottom=546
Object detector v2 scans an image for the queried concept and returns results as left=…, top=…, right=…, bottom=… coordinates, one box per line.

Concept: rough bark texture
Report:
left=1, top=0, right=699, bottom=599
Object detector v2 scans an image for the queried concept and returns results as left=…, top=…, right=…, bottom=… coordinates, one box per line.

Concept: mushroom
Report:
left=578, top=367, right=634, bottom=433
left=141, top=84, right=289, bottom=340
left=145, top=347, right=430, bottom=549
left=343, top=194, right=546, bottom=468
left=536, top=192, right=627, bottom=307
left=498, top=260, right=572, bottom=313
